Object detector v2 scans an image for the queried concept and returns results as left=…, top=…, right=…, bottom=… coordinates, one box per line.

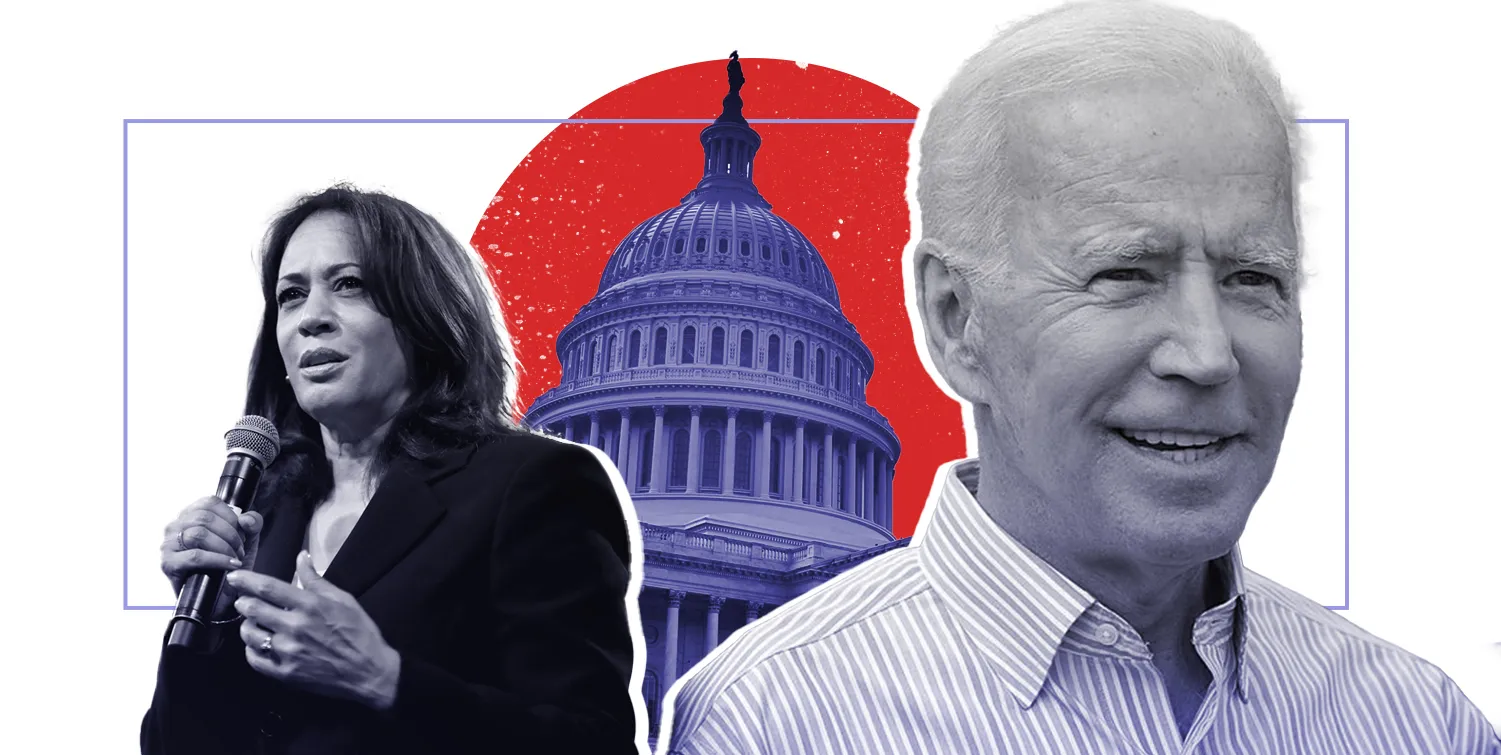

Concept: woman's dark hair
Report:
left=245, top=184, right=523, bottom=508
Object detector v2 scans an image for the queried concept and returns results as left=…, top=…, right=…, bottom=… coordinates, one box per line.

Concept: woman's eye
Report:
left=333, top=275, right=365, bottom=291
left=1095, top=268, right=1154, bottom=283
left=275, top=287, right=304, bottom=305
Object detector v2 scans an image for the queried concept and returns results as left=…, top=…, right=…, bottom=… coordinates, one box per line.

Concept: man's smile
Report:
left=1113, top=427, right=1239, bottom=464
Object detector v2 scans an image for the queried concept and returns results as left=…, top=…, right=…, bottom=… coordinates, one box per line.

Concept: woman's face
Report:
left=274, top=212, right=411, bottom=438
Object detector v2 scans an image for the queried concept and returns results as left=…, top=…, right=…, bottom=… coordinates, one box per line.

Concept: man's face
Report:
left=961, top=77, right=1302, bottom=567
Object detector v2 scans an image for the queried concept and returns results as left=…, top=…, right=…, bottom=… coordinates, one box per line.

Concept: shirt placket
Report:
left=1179, top=608, right=1240, bottom=754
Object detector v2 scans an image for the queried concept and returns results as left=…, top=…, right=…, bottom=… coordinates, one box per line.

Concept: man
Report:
left=659, top=2, right=1500, bottom=753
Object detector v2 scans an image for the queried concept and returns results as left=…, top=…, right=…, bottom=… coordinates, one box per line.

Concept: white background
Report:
left=2, top=0, right=1498, bottom=751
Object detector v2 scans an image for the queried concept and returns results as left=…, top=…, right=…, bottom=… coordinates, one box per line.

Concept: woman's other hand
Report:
left=229, top=552, right=402, bottom=710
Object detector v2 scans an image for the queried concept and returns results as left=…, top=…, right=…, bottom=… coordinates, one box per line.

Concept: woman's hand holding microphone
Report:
left=158, top=496, right=400, bottom=709
left=159, top=496, right=265, bottom=621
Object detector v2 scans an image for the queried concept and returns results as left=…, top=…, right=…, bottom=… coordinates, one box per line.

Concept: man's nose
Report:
left=1148, top=274, right=1239, bottom=387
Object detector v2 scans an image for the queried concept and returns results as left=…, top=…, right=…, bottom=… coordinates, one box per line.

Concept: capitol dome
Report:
left=527, top=56, right=898, bottom=546
left=593, top=139, right=842, bottom=309
left=524, top=55, right=903, bottom=736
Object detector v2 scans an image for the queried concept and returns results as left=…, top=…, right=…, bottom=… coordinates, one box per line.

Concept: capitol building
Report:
left=524, top=54, right=903, bottom=739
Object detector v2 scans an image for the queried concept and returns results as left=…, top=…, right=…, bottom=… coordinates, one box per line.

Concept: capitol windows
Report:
left=719, top=238, right=729, bottom=254
left=793, top=341, right=805, bottom=378
left=834, top=355, right=842, bottom=390
left=767, top=334, right=781, bottom=372
left=815, top=348, right=827, bottom=385
left=669, top=429, right=689, bottom=490
left=814, top=452, right=825, bottom=504
left=798, top=257, right=807, bottom=273
left=654, top=240, right=666, bottom=256
left=702, top=429, right=723, bottom=491
left=681, top=326, right=697, bottom=365
left=734, top=432, right=753, bottom=493
left=638, top=429, right=654, bottom=493
left=653, top=327, right=668, bottom=366
left=780, top=247, right=790, bottom=266
left=739, top=241, right=752, bottom=258
left=738, top=329, right=754, bottom=368
left=673, top=239, right=685, bottom=254
left=605, top=333, right=618, bottom=372
left=760, top=244, right=771, bottom=261
left=696, top=237, right=707, bottom=253
left=835, top=455, right=846, bottom=509
left=628, top=330, right=642, bottom=369
left=590, top=339, right=601, bottom=377
left=710, top=327, right=725, bottom=364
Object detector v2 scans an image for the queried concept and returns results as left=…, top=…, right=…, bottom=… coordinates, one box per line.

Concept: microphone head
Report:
left=224, top=415, right=281, bottom=467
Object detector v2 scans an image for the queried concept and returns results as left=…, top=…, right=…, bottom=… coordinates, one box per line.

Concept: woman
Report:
left=141, top=185, right=641, bottom=754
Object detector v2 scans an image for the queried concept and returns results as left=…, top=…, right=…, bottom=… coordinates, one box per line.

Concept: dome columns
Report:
left=792, top=417, right=807, bottom=505
left=723, top=408, right=740, bottom=496
left=846, top=435, right=859, bottom=515
left=822, top=427, right=835, bottom=510
left=650, top=405, right=667, bottom=494
left=664, top=590, right=686, bottom=690
left=541, top=405, right=896, bottom=529
left=757, top=411, right=774, bottom=499
left=687, top=405, right=704, bottom=494
left=618, top=408, right=633, bottom=480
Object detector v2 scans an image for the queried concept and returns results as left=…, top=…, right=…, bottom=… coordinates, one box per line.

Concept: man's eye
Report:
left=1095, top=268, right=1154, bottom=283
left=1227, top=270, right=1280, bottom=289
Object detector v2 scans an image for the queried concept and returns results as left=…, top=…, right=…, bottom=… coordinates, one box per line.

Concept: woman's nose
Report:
left=297, top=290, right=337, bottom=337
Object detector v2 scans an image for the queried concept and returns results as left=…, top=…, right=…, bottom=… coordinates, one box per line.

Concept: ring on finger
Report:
left=177, top=529, right=188, bottom=551
left=258, top=634, right=274, bottom=655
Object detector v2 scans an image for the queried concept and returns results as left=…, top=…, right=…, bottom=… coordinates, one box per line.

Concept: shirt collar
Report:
left=916, top=458, right=1251, bottom=707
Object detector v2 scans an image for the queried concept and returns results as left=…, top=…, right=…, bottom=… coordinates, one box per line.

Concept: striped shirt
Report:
left=660, top=459, right=1500, bottom=754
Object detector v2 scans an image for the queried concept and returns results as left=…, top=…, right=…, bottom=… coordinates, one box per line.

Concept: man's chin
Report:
left=1119, top=513, right=1248, bottom=568
left=1103, top=490, right=1255, bottom=562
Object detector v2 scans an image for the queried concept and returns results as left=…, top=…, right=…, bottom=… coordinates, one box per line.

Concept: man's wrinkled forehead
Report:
left=1006, top=76, right=1293, bottom=195
left=996, top=76, right=1298, bottom=263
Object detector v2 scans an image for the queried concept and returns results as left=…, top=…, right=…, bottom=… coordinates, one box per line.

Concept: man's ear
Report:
left=913, top=239, right=988, bottom=405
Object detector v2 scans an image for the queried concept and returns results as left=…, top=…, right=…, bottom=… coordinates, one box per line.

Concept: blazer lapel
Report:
left=318, top=446, right=477, bottom=598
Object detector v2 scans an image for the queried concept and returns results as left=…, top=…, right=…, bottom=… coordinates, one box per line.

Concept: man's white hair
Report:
left=917, top=0, right=1303, bottom=279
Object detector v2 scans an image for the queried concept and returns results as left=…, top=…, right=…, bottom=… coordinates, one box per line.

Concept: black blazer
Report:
left=141, top=430, right=640, bottom=754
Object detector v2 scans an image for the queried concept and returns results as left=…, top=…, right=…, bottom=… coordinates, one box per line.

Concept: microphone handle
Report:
left=166, top=454, right=263, bottom=652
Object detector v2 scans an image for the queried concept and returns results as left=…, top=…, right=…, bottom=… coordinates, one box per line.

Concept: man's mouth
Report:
left=1114, top=428, right=1235, bottom=463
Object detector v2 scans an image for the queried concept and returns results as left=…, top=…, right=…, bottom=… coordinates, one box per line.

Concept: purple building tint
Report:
left=524, top=53, right=904, bottom=741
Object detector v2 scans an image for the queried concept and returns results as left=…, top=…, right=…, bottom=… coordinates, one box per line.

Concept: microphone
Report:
left=166, top=415, right=281, bottom=652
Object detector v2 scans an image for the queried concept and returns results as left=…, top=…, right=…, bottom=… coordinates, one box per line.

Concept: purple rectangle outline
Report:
left=122, top=118, right=1352, bottom=611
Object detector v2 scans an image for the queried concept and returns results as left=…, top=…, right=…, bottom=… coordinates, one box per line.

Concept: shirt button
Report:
left=1095, top=623, right=1120, bottom=646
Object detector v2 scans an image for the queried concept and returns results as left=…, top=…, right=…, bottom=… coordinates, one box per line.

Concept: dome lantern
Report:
left=684, top=51, right=767, bottom=205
